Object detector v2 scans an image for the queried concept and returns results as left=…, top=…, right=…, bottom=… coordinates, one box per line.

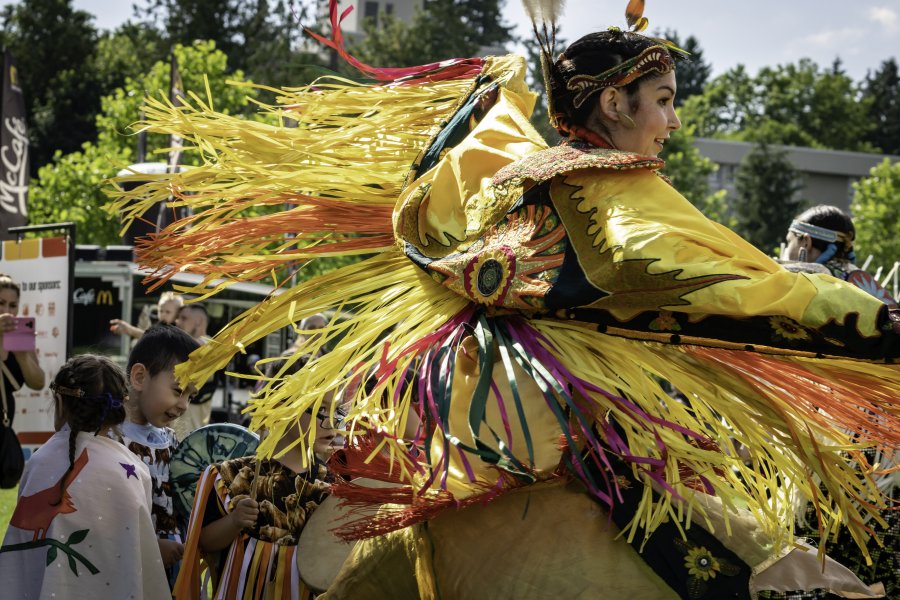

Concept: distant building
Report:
left=694, top=138, right=900, bottom=212
left=317, top=0, right=423, bottom=37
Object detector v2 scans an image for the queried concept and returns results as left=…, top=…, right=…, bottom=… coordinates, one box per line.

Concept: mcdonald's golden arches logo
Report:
left=96, top=289, right=114, bottom=305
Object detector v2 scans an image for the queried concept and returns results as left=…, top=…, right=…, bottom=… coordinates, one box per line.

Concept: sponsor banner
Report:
left=0, top=52, right=28, bottom=236
left=0, top=236, right=69, bottom=456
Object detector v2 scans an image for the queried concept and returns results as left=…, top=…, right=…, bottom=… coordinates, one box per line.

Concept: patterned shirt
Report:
left=112, top=421, right=180, bottom=537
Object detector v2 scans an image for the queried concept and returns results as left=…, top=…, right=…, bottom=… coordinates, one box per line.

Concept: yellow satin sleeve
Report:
left=554, top=169, right=885, bottom=338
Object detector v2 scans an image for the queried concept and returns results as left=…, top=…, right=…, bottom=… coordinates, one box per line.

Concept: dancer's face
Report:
left=297, top=390, right=343, bottom=456
left=614, top=71, right=681, bottom=157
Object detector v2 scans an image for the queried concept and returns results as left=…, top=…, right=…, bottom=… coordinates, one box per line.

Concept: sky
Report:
left=3, top=0, right=899, bottom=81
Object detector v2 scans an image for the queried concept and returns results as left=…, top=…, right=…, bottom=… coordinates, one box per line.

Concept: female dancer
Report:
left=111, top=2, right=898, bottom=597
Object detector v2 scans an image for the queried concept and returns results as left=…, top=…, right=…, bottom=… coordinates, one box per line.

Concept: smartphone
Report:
left=4, top=317, right=36, bottom=352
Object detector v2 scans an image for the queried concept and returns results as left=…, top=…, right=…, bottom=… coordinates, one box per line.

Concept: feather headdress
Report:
left=522, top=0, right=566, bottom=127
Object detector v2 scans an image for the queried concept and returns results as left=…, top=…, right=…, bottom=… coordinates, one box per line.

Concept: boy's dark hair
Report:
left=51, top=354, right=128, bottom=505
left=127, top=323, right=200, bottom=378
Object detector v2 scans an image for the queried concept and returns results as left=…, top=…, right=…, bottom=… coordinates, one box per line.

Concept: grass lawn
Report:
left=0, top=485, right=16, bottom=541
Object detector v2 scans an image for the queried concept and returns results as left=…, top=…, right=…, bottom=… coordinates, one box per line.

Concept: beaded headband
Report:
left=788, top=220, right=853, bottom=248
left=566, top=43, right=679, bottom=109
left=50, top=382, right=125, bottom=409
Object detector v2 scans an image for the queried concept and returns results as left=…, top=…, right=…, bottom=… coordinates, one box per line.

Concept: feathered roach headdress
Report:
left=527, top=0, right=689, bottom=126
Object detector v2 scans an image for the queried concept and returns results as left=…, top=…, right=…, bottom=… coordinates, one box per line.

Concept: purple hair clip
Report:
left=84, top=392, right=124, bottom=409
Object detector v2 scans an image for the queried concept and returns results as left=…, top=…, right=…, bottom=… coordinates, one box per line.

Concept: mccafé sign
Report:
left=73, top=287, right=115, bottom=306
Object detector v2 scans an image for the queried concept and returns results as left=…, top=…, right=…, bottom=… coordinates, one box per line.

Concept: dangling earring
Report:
left=617, top=112, right=636, bottom=129
left=798, top=247, right=808, bottom=262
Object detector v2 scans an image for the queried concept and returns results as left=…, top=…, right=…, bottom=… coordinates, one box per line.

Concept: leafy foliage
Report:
left=851, top=159, right=900, bottom=269
left=137, top=0, right=329, bottom=88
left=861, top=59, right=900, bottom=155
left=680, top=59, right=876, bottom=152
left=732, top=143, right=805, bottom=254
left=93, top=23, right=168, bottom=93
left=0, top=0, right=101, bottom=172
left=657, top=29, right=711, bottom=107
left=29, top=41, right=256, bottom=245
left=350, top=0, right=513, bottom=68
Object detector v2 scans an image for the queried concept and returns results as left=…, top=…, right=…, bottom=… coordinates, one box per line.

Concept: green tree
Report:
left=93, top=23, right=168, bottom=94
left=861, top=58, right=900, bottom=155
left=851, top=158, right=900, bottom=269
left=28, top=41, right=256, bottom=245
left=661, top=123, right=732, bottom=226
left=350, top=0, right=513, bottom=68
left=681, top=60, right=876, bottom=152
left=450, top=0, right=514, bottom=48
left=658, top=30, right=710, bottom=106
left=732, top=142, right=804, bottom=253
left=0, top=0, right=100, bottom=172
left=138, top=0, right=321, bottom=87
left=679, top=65, right=757, bottom=139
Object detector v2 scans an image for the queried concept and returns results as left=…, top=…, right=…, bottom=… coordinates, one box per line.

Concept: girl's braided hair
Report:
left=49, top=354, right=128, bottom=506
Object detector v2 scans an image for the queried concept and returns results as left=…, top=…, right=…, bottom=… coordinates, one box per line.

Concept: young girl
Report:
left=0, top=354, right=169, bottom=599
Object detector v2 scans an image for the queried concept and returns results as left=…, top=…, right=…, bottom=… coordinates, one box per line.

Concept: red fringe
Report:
left=305, top=0, right=484, bottom=84
left=326, top=432, right=532, bottom=541
left=328, top=433, right=410, bottom=485
left=329, top=470, right=525, bottom=542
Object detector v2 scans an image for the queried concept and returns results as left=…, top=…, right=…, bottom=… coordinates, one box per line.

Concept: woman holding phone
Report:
left=0, top=274, right=46, bottom=428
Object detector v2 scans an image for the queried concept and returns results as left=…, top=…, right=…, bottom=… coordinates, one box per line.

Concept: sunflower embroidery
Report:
left=649, top=310, right=681, bottom=332
left=769, top=316, right=810, bottom=342
left=674, top=538, right=742, bottom=599
left=684, top=546, right=720, bottom=581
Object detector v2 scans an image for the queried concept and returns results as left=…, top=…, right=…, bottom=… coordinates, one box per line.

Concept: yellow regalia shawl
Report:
left=108, top=10, right=900, bottom=563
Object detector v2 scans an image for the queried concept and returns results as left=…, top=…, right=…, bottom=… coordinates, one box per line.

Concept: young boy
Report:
left=113, top=323, right=200, bottom=586
left=173, top=382, right=340, bottom=599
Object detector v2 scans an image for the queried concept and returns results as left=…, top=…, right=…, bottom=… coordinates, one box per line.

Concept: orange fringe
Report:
left=692, top=347, right=900, bottom=445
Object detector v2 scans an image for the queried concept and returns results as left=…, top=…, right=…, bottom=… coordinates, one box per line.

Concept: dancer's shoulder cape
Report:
left=109, top=26, right=900, bottom=563
left=0, top=431, right=169, bottom=599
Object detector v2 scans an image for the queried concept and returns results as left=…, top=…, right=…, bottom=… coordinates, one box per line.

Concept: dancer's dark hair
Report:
left=794, top=205, right=855, bottom=258
left=549, top=30, right=681, bottom=134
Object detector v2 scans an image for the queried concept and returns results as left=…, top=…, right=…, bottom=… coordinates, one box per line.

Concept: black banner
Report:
left=0, top=51, right=28, bottom=238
